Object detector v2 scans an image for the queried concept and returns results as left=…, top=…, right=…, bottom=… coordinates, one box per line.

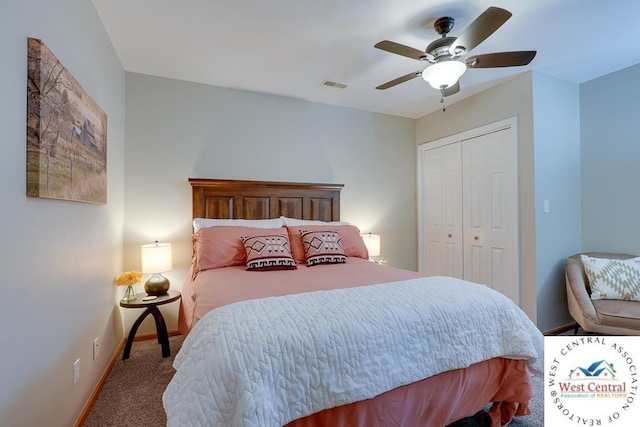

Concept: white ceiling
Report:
left=92, top=0, right=640, bottom=119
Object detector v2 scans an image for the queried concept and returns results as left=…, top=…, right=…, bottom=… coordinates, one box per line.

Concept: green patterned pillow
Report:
left=581, top=255, right=640, bottom=301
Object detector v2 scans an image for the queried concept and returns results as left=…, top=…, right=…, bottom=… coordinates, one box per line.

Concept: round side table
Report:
left=119, top=290, right=181, bottom=360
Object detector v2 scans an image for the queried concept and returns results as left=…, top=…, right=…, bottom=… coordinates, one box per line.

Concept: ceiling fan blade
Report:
left=449, top=7, right=512, bottom=56
left=376, top=71, right=422, bottom=90
left=374, top=40, right=433, bottom=61
left=443, top=81, right=460, bottom=97
left=465, top=51, right=537, bottom=68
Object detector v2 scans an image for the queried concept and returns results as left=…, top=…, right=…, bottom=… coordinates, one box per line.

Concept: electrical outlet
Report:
left=73, top=359, right=80, bottom=386
left=93, top=337, right=99, bottom=360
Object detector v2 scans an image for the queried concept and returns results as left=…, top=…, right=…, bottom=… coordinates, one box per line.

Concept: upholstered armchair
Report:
left=565, top=252, right=640, bottom=335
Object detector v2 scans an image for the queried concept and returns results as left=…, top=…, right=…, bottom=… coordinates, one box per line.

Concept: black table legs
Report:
left=122, top=306, right=170, bottom=360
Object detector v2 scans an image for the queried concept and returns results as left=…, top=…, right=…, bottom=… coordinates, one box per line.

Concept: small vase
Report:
left=122, top=285, right=136, bottom=302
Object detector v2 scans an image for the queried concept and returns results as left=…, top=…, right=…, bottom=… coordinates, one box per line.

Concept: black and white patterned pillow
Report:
left=241, top=233, right=296, bottom=271
left=300, top=229, right=346, bottom=266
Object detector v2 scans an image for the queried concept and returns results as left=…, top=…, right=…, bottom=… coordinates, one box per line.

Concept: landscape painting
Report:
left=26, top=37, right=107, bottom=204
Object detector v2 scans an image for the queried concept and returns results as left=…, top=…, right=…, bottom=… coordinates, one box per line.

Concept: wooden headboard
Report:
left=189, top=178, right=343, bottom=221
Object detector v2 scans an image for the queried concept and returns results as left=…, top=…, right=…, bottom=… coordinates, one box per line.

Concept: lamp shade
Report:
left=361, top=233, right=381, bottom=258
left=421, top=60, right=466, bottom=89
left=141, top=241, right=172, bottom=274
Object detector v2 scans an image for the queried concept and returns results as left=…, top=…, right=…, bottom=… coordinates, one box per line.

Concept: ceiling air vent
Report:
left=322, top=80, right=348, bottom=89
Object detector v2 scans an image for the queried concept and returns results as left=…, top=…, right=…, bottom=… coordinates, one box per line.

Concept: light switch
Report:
left=543, top=200, right=550, bottom=214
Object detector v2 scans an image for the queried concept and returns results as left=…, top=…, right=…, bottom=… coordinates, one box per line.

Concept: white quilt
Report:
left=163, top=276, right=544, bottom=427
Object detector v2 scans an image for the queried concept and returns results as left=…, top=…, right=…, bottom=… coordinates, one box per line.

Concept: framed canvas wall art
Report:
left=26, top=37, right=107, bottom=204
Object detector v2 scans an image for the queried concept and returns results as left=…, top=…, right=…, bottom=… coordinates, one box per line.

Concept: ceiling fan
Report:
left=374, top=7, right=536, bottom=99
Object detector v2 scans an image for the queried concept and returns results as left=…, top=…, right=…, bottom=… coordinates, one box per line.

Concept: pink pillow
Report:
left=241, top=232, right=297, bottom=271
left=192, top=226, right=285, bottom=276
left=286, top=224, right=369, bottom=264
left=300, top=230, right=346, bottom=266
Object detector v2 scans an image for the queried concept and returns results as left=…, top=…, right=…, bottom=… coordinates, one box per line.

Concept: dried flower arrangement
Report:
left=116, top=271, right=144, bottom=302
left=115, top=271, right=144, bottom=286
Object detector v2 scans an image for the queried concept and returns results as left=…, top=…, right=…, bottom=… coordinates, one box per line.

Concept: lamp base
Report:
left=144, top=273, right=170, bottom=296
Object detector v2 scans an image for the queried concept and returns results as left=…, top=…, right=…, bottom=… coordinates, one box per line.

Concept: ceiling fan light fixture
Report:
left=421, top=60, right=467, bottom=89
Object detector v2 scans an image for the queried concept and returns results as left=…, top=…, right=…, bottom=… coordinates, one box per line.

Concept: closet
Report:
left=418, top=118, right=519, bottom=305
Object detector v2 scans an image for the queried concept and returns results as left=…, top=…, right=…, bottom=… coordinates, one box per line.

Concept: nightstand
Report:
left=119, top=290, right=181, bottom=360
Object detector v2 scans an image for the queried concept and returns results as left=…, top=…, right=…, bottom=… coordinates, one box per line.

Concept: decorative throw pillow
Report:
left=300, top=229, right=346, bottom=266
left=581, top=255, right=640, bottom=301
left=192, top=226, right=286, bottom=277
left=241, top=233, right=296, bottom=271
left=287, top=224, right=368, bottom=263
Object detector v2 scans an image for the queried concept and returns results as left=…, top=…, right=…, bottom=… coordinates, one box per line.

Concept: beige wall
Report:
left=0, top=0, right=125, bottom=425
left=122, top=72, right=418, bottom=333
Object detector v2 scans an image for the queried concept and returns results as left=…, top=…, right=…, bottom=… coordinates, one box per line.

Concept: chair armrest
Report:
left=565, top=256, right=599, bottom=322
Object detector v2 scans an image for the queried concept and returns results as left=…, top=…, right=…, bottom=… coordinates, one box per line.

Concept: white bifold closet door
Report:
left=423, top=142, right=463, bottom=279
left=419, top=119, right=519, bottom=305
left=461, top=127, right=518, bottom=303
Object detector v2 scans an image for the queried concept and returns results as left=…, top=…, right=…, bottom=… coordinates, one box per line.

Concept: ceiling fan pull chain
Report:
left=440, top=88, right=446, bottom=112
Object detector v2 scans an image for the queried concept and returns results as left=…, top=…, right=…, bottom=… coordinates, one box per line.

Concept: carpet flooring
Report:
left=83, top=335, right=544, bottom=426
left=83, top=335, right=185, bottom=426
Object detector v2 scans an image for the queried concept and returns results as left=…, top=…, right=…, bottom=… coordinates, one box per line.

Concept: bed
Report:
left=163, top=178, right=544, bottom=427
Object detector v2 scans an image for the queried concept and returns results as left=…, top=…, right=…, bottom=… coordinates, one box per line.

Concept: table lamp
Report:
left=141, top=241, right=172, bottom=295
left=361, top=233, right=381, bottom=261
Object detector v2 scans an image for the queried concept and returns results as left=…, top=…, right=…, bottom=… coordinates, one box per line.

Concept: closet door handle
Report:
left=473, top=236, right=479, bottom=241
left=448, top=234, right=452, bottom=238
